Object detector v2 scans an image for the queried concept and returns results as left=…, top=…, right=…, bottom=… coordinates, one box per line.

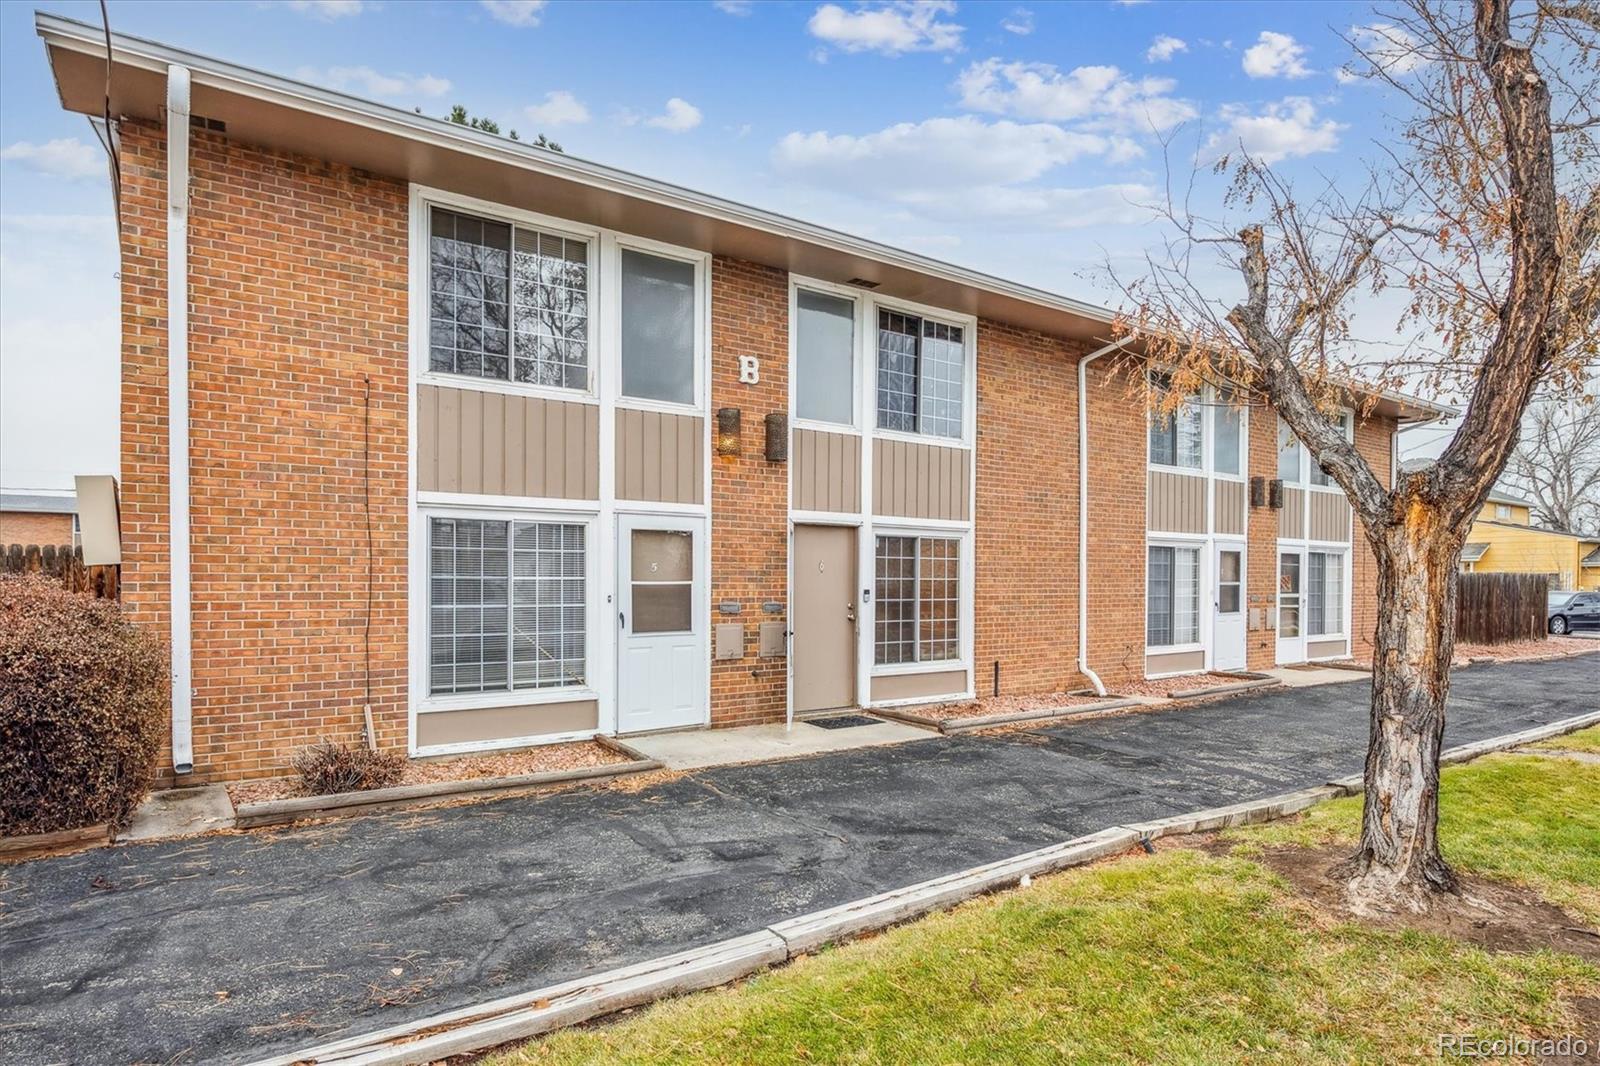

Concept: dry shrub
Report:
left=292, top=740, right=405, bottom=796
left=1, top=575, right=169, bottom=836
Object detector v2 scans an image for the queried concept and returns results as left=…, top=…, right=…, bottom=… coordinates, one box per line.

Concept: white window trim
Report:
left=414, top=185, right=602, bottom=405
left=410, top=505, right=602, bottom=723
left=1145, top=538, right=1206, bottom=653
left=867, top=522, right=973, bottom=678
left=611, top=232, right=712, bottom=418
left=867, top=292, right=978, bottom=450
left=1303, top=408, right=1356, bottom=493
left=789, top=274, right=863, bottom=435
left=1302, top=546, right=1351, bottom=642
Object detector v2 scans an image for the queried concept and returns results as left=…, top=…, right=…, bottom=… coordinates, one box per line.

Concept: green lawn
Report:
left=1534, top=723, right=1600, bottom=755
left=1231, top=752, right=1600, bottom=925
left=492, top=752, right=1599, bottom=1066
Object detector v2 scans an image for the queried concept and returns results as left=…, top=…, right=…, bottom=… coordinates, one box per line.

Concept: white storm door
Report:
left=616, top=515, right=707, bottom=733
left=1213, top=543, right=1247, bottom=671
left=1275, top=548, right=1305, bottom=664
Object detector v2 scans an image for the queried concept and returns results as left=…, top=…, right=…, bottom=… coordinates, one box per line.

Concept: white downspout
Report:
left=1077, top=337, right=1138, bottom=697
left=167, top=65, right=194, bottom=775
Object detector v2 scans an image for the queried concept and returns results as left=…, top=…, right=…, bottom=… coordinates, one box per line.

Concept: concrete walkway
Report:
left=626, top=715, right=930, bottom=770
left=1, top=654, right=1594, bottom=1065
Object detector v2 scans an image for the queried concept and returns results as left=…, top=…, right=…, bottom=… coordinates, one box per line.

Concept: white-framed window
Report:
left=1495, top=503, right=1513, bottom=520
left=1148, top=371, right=1203, bottom=470
left=1213, top=387, right=1244, bottom=476
left=874, top=534, right=960, bottom=665
left=1305, top=549, right=1345, bottom=636
left=875, top=310, right=966, bottom=439
left=426, top=515, right=588, bottom=696
left=620, top=247, right=697, bottom=406
left=1309, top=411, right=1355, bottom=487
left=427, top=206, right=592, bottom=391
left=1277, top=419, right=1302, bottom=484
left=1147, top=544, right=1201, bottom=647
left=794, top=287, right=857, bottom=427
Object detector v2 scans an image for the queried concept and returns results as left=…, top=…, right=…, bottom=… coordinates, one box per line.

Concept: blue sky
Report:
left=1, top=0, right=1397, bottom=490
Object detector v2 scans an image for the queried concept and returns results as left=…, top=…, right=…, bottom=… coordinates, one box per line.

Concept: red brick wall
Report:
left=0, top=512, right=73, bottom=546
left=708, top=257, right=790, bottom=727
left=119, top=121, right=410, bottom=783
left=974, top=320, right=1086, bottom=695
left=1080, top=352, right=1149, bottom=688
left=1245, top=403, right=1281, bottom=671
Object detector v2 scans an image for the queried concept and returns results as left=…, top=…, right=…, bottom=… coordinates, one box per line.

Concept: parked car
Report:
left=1547, top=590, right=1600, bottom=634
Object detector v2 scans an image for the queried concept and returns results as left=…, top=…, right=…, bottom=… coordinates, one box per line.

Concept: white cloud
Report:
left=1207, top=97, right=1344, bottom=163
left=524, top=90, right=591, bottom=126
left=1001, top=7, right=1033, bottom=35
left=1346, top=23, right=1428, bottom=78
left=713, top=0, right=753, bottom=12
left=955, top=58, right=1196, bottom=133
left=808, top=1, right=963, bottom=56
left=0, top=138, right=104, bottom=181
left=285, top=0, right=365, bottom=18
left=1241, top=31, right=1311, bottom=79
left=1146, top=35, right=1187, bottom=63
left=647, top=98, right=704, bottom=132
left=774, top=116, right=1109, bottom=189
left=296, top=66, right=452, bottom=99
left=480, top=0, right=548, bottom=27
left=900, top=183, right=1156, bottom=228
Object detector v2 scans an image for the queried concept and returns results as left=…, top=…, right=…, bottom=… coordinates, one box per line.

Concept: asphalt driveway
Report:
left=1, top=654, right=1595, bottom=1065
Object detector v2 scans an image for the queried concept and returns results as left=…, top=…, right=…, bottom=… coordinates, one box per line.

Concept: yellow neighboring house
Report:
left=1460, top=488, right=1600, bottom=591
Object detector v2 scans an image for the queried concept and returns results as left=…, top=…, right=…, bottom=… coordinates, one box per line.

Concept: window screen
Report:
left=795, top=289, right=855, bottom=425
left=874, top=535, right=961, bottom=665
left=621, top=249, right=696, bottom=405
left=876, top=310, right=964, bottom=439
left=1214, top=390, right=1242, bottom=475
left=1307, top=550, right=1344, bottom=635
left=429, top=517, right=586, bottom=695
left=429, top=207, right=589, bottom=389
left=1147, top=545, right=1200, bottom=646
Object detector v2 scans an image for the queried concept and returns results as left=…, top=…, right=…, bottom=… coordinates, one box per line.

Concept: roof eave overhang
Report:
left=36, top=11, right=1122, bottom=343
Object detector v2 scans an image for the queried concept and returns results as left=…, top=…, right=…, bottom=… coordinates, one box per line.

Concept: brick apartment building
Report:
left=38, top=16, right=1448, bottom=782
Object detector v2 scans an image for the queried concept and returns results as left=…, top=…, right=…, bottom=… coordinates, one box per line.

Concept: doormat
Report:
left=805, top=714, right=881, bottom=730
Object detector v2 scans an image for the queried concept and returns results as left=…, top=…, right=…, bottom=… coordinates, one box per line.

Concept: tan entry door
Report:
left=792, top=524, right=857, bottom=714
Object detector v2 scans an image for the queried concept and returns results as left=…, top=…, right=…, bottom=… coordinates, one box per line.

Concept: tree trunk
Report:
left=1340, top=503, right=1464, bottom=914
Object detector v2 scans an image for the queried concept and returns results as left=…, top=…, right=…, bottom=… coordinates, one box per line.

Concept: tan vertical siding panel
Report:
left=461, top=389, right=485, bottom=494
left=584, top=404, right=600, bottom=499
left=503, top=394, right=525, bottom=496
left=482, top=391, right=505, bottom=495
left=1309, top=491, right=1351, bottom=542
left=1147, top=471, right=1205, bottom=533
left=417, top=385, right=438, bottom=492
left=1214, top=480, right=1246, bottom=536
left=1282, top=487, right=1306, bottom=539
left=437, top=386, right=462, bottom=493
left=870, top=437, right=969, bottom=520
left=563, top=402, right=584, bottom=498
left=678, top=413, right=697, bottom=504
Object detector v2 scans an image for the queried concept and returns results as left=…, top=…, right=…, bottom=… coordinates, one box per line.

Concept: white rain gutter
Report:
left=167, top=64, right=194, bottom=774
left=1077, top=336, right=1140, bottom=697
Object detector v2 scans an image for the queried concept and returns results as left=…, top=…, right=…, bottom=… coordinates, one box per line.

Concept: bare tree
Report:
left=1503, top=397, right=1600, bottom=533
left=1110, top=0, right=1598, bottom=914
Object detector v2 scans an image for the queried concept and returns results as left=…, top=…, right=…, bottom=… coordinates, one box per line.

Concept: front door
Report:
left=1213, top=543, right=1246, bottom=671
left=1276, top=548, right=1304, bottom=664
left=617, top=516, right=706, bottom=733
left=792, top=524, right=858, bottom=714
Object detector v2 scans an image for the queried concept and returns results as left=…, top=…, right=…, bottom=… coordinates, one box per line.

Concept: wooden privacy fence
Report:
left=2, top=544, right=120, bottom=600
left=1456, top=571, right=1547, bottom=645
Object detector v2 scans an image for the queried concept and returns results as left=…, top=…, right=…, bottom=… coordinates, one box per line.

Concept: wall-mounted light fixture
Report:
left=716, top=407, right=742, bottom=459
left=1268, top=478, right=1284, bottom=510
left=1249, top=476, right=1267, bottom=509
left=765, top=412, right=788, bottom=462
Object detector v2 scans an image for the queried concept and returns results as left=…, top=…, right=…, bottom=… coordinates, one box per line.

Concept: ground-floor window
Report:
left=427, top=516, right=587, bottom=695
left=1147, top=544, right=1200, bottom=647
left=874, top=534, right=960, bottom=665
left=1306, top=550, right=1345, bottom=636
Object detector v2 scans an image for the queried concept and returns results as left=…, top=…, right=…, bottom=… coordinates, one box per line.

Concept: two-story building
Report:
left=37, top=15, right=1449, bottom=782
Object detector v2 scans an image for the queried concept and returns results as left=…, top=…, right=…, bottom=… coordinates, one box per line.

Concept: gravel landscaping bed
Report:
left=227, top=740, right=633, bottom=806
left=1121, top=672, right=1264, bottom=698
left=1342, top=635, right=1595, bottom=670
left=916, top=691, right=1122, bottom=721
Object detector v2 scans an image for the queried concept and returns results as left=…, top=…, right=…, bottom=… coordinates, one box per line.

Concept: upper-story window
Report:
left=1213, top=388, right=1243, bottom=476
left=620, top=249, right=697, bottom=406
left=795, top=289, right=856, bottom=426
left=876, top=310, right=965, bottom=439
left=1277, top=419, right=1302, bottom=483
left=428, top=207, right=590, bottom=390
left=1148, top=372, right=1202, bottom=469
left=1309, top=411, right=1354, bottom=487
left=1495, top=503, right=1513, bottom=520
